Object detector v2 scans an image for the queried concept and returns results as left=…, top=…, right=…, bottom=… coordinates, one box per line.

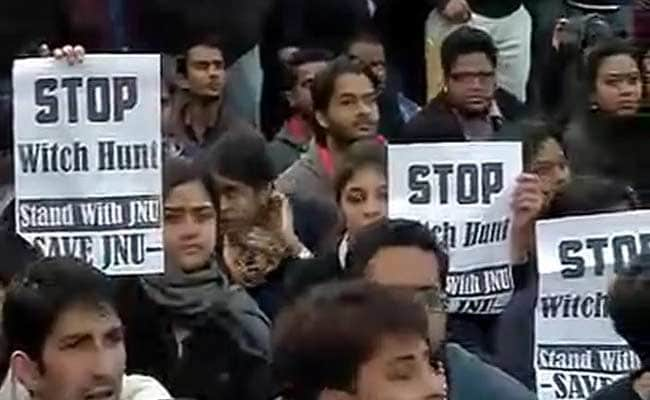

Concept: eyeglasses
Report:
left=414, top=286, right=448, bottom=313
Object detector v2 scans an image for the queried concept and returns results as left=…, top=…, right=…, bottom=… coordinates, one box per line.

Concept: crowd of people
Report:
left=1, top=0, right=650, bottom=399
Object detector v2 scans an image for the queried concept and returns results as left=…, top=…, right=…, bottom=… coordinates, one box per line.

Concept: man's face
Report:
left=445, top=52, right=497, bottom=115
left=529, top=138, right=571, bottom=206
left=348, top=41, right=387, bottom=87
left=316, top=73, right=379, bottom=144
left=184, top=45, right=226, bottom=98
left=216, top=175, right=266, bottom=233
left=288, top=61, right=328, bottom=117
left=366, top=246, right=447, bottom=351
left=164, top=181, right=218, bottom=273
left=29, top=303, right=125, bottom=400
left=353, top=334, right=447, bottom=400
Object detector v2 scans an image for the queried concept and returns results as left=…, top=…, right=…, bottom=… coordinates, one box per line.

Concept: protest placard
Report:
left=389, top=142, right=521, bottom=314
left=535, top=211, right=650, bottom=399
left=13, top=54, right=163, bottom=275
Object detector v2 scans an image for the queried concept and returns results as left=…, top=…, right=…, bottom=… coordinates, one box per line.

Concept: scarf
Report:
left=223, top=191, right=294, bottom=288
left=140, top=260, right=271, bottom=359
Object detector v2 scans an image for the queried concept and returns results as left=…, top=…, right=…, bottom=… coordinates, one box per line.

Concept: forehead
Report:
left=48, top=303, right=121, bottom=339
left=344, top=166, right=387, bottom=189
left=535, top=138, right=564, bottom=159
left=166, top=181, right=212, bottom=205
left=332, top=73, right=375, bottom=97
left=367, top=246, right=440, bottom=288
left=214, top=174, right=251, bottom=191
left=296, top=61, right=328, bottom=78
left=451, top=52, right=494, bottom=72
left=187, top=45, right=224, bottom=61
left=349, top=41, right=385, bottom=57
left=598, top=54, right=639, bottom=75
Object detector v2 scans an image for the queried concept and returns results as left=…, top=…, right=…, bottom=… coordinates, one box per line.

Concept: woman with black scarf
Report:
left=116, top=157, right=272, bottom=400
left=563, top=39, right=650, bottom=206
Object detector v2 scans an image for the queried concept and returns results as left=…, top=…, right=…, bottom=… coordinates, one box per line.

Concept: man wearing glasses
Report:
left=346, top=218, right=536, bottom=400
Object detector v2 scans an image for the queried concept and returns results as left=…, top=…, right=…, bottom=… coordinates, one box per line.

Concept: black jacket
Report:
left=563, top=113, right=650, bottom=206
left=588, top=375, right=642, bottom=400
left=116, top=278, right=272, bottom=400
left=398, top=89, right=527, bottom=144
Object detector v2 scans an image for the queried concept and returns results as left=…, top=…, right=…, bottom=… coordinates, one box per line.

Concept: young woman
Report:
left=285, top=137, right=387, bottom=300
left=563, top=39, right=650, bottom=205
left=117, top=157, right=272, bottom=400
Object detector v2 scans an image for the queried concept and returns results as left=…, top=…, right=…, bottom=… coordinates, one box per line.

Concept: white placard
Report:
left=389, top=142, right=522, bottom=314
left=535, top=211, right=649, bottom=399
left=13, top=54, right=163, bottom=275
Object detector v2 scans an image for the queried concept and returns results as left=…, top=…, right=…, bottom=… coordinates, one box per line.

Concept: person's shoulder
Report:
left=398, top=95, right=458, bottom=143
left=446, top=343, right=537, bottom=400
left=588, top=376, right=638, bottom=400
left=121, top=374, right=171, bottom=400
left=495, top=88, right=527, bottom=120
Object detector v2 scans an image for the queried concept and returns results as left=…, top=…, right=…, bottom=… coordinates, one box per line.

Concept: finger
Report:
left=517, top=173, right=541, bottom=183
left=62, top=45, right=75, bottom=64
left=39, top=44, right=51, bottom=57
left=73, top=45, right=85, bottom=63
left=53, top=48, right=65, bottom=60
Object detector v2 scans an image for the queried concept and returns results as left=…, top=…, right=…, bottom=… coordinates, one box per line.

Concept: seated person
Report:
left=117, top=157, right=272, bottom=400
left=269, top=48, right=332, bottom=176
left=163, top=34, right=263, bottom=148
left=276, top=56, right=380, bottom=252
left=400, top=26, right=526, bottom=143
left=273, top=280, right=447, bottom=400
left=345, top=219, right=538, bottom=400
left=2, top=257, right=170, bottom=400
left=285, top=137, right=387, bottom=299
left=588, top=253, right=650, bottom=400
left=203, top=131, right=310, bottom=319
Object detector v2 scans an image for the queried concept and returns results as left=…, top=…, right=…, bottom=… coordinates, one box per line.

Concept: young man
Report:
left=345, top=31, right=421, bottom=139
left=346, top=219, right=538, bottom=400
left=401, top=26, right=526, bottom=144
left=425, top=0, right=531, bottom=102
left=273, top=280, right=447, bottom=400
left=587, top=253, right=650, bottom=400
left=269, top=48, right=333, bottom=176
left=163, top=34, right=263, bottom=148
left=276, top=56, right=379, bottom=251
left=1, top=257, right=170, bottom=400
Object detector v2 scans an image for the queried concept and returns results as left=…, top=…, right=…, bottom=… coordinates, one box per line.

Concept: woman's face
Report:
left=593, top=54, right=642, bottom=116
left=530, top=138, right=571, bottom=206
left=164, top=181, right=218, bottom=273
left=340, top=166, right=388, bottom=236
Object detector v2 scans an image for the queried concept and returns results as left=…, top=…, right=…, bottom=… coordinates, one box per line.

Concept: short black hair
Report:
left=585, top=38, right=641, bottom=93
left=347, top=219, right=449, bottom=289
left=273, top=280, right=428, bottom=399
left=522, top=119, right=564, bottom=169
left=608, top=253, right=650, bottom=367
left=177, top=32, right=227, bottom=76
left=203, top=131, right=275, bottom=190
left=441, top=26, right=498, bottom=76
left=163, top=156, right=219, bottom=209
left=3, top=257, right=117, bottom=364
left=311, top=56, right=375, bottom=144
left=0, top=230, right=42, bottom=288
left=344, top=29, right=383, bottom=53
left=283, top=48, right=334, bottom=91
left=334, top=137, right=386, bottom=202
left=586, top=39, right=639, bottom=93
left=547, top=174, right=640, bottom=218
